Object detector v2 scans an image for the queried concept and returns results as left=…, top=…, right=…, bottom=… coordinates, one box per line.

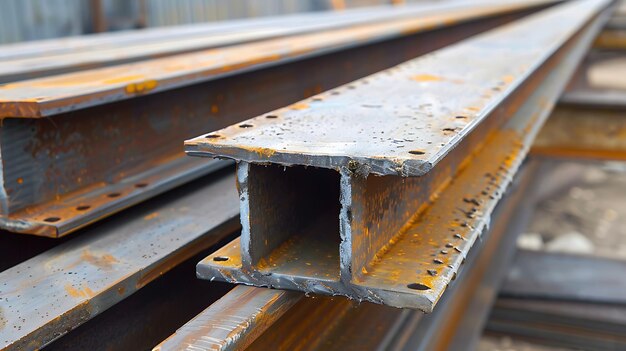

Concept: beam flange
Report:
left=188, top=0, right=612, bottom=310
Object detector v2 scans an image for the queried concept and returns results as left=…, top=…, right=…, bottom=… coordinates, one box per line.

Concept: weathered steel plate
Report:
left=0, top=3, right=545, bottom=237
left=154, top=286, right=301, bottom=351
left=188, top=0, right=611, bottom=310
left=0, top=0, right=552, bottom=117
left=186, top=0, right=608, bottom=177
left=0, top=1, right=551, bottom=83
left=0, top=171, right=239, bottom=351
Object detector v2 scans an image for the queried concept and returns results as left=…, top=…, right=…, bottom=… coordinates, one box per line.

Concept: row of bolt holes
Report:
left=42, top=183, right=149, bottom=223
left=206, top=115, right=467, bottom=157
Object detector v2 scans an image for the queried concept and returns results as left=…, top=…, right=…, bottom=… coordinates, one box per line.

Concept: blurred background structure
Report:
left=0, top=0, right=426, bottom=44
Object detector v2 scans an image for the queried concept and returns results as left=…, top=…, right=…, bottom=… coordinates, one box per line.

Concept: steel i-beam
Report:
left=186, top=0, right=612, bottom=310
left=0, top=2, right=545, bottom=237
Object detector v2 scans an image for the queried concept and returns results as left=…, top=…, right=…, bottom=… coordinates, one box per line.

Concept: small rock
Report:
left=545, top=231, right=594, bottom=254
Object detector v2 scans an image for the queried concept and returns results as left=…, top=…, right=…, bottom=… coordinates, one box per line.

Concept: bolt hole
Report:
left=44, top=217, right=61, bottom=223
left=205, top=134, right=221, bottom=139
left=108, top=193, right=121, bottom=198
left=409, top=150, right=426, bottom=155
left=76, top=205, right=91, bottom=211
left=265, top=115, right=278, bottom=119
left=407, top=283, right=431, bottom=291
left=213, top=256, right=229, bottom=262
left=135, top=183, right=148, bottom=188
left=239, top=124, right=253, bottom=128
left=455, top=115, right=467, bottom=119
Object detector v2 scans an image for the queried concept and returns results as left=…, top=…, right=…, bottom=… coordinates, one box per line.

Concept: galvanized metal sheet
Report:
left=0, top=0, right=552, bottom=117
left=0, top=172, right=239, bottom=350
left=186, top=0, right=608, bottom=177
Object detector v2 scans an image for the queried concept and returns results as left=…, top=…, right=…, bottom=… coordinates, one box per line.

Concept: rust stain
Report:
left=502, top=75, right=515, bottom=84
left=103, top=75, right=146, bottom=84
left=144, top=212, right=160, bottom=220
left=80, top=249, right=119, bottom=270
left=125, top=80, right=158, bottom=94
left=411, top=74, right=442, bottom=82
left=65, top=284, right=83, bottom=298
left=65, top=283, right=96, bottom=298
left=290, top=103, right=310, bottom=111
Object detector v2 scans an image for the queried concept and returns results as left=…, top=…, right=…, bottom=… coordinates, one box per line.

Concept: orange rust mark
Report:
left=502, top=75, right=515, bottom=84
left=411, top=74, right=442, bottom=82
left=17, top=178, right=23, bottom=184
left=64, top=283, right=95, bottom=298
left=241, top=146, right=276, bottom=158
left=103, top=75, right=146, bottom=84
left=80, top=249, right=119, bottom=270
left=117, top=286, right=126, bottom=295
left=144, top=212, right=160, bottom=220
left=290, top=103, right=309, bottom=111
left=65, top=284, right=82, bottom=298
left=125, top=80, right=158, bottom=94
left=211, top=104, right=219, bottom=114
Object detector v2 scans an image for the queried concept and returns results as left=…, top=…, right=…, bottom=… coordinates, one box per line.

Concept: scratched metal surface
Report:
left=154, top=286, right=301, bottom=351
left=195, top=0, right=611, bottom=310
left=164, top=162, right=536, bottom=351
left=0, top=0, right=552, bottom=118
left=0, top=1, right=531, bottom=83
left=0, top=171, right=240, bottom=351
left=0, top=3, right=529, bottom=236
left=186, top=0, right=606, bottom=177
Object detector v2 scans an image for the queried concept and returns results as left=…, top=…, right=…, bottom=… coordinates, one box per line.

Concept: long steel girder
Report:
left=154, top=160, right=540, bottom=351
left=185, top=0, right=613, bottom=310
left=0, top=1, right=553, bottom=84
left=0, top=3, right=546, bottom=237
left=0, top=171, right=239, bottom=351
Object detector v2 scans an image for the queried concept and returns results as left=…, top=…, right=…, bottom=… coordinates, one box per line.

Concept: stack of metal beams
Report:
left=0, top=0, right=623, bottom=350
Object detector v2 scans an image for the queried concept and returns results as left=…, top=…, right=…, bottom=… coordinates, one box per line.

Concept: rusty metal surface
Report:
left=185, top=0, right=603, bottom=176
left=0, top=1, right=553, bottom=84
left=155, top=160, right=538, bottom=351
left=0, top=6, right=539, bottom=237
left=532, top=106, right=626, bottom=161
left=154, top=286, right=301, bottom=351
left=500, top=250, right=626, bottom=304
left=189, top=0, right=611, bottom=310
left=0, top=0, right=553, bottom=118
left=0, top=170, right=240, bottom=351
